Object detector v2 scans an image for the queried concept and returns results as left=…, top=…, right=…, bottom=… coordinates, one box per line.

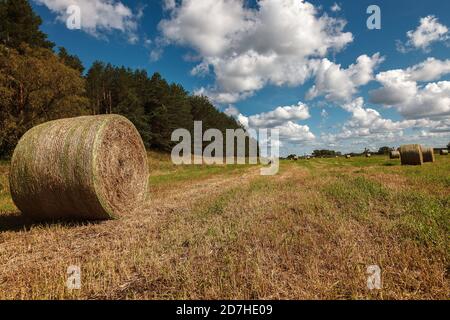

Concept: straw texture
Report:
left=9, top=115, right=149, bottom=221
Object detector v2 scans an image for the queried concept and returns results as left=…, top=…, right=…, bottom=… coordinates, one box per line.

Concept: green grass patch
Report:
left=289, top=156, right=401, bottom=170
left=149, top=163, right=254, bottom=185
left=323, top=175, right=391, bottom=220
left=199, top=188, right=241, bottom=219
left=399, top=157, right=450, bottom=189
left=394, top=191, right=449, bottom=253
left=248, top=176, right=281, bottom=193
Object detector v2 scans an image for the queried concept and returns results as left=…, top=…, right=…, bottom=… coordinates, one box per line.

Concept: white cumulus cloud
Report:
left=247, top=102, right=310, bottom=128
left=406, top=57, right=450, bottom=82
left=225, top=103, right=315, bottom=143
left=306, top=53, right=384, bottom=102
left=370, top=58, right=450, bottom=119
left=397, top=15, right=449, bottom=52
left=159, top=0, right=353, bottom=104
left=330, top=3, right=341, bottom=12
left=33, top=0, right=140, bottom=41
left=323, top=97, right=447, bottom=145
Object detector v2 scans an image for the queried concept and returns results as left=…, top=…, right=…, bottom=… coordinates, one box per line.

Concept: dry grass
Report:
left=0, top=154, right=449, bottom=300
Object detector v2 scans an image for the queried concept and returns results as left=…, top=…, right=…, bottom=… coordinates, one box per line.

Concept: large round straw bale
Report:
left=440, top=149, right=448, bottom=156
left=399, top=144, right=423, bottom=166
left=9, top=115, right=149, bottom=221
left=389, top=151, right=400, bottom=159
left=422, top=147, right=435, bottom=163
left=346, top=155, right=351, bottom=159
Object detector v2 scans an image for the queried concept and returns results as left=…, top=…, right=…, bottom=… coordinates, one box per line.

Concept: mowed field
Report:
left=0, top=152, right=449, bottom=300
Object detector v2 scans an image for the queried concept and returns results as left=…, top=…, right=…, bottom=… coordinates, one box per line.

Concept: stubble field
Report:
left=0, top=152, right=448, bottom=299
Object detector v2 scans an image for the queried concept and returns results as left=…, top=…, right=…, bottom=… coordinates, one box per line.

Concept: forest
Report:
left=0, top=0, right=243, bottom=158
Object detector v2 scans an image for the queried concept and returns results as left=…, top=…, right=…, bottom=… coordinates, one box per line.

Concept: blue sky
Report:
left=31, top=0, right=450, bottom=155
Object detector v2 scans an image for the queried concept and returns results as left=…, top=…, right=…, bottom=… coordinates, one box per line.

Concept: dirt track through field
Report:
left=0, top=166, right=266, bottom=299
left=0, top=159, right=448, bottom=300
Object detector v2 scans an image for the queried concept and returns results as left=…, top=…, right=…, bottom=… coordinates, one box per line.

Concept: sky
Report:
left=31, top=0, right=450, bottom=155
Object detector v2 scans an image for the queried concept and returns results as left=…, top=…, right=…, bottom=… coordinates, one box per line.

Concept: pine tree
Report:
left=84, top=67, right=245, bottom=153
left=0, top=0, right=54, bottom=50
left=58, top=47, right=84, bottom=74
left=86, top=61, right=105, bottom=115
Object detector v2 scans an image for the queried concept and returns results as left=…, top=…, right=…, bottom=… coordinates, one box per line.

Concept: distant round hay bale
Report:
left=440, top=149, right=449, bottom=155
left=389, top=151, right=400, bottom=159
left=346, top=155, right=351, bottom=159
left=366, top=153, right=371, bottom=158
left=399, top=144, right=423, bottom=166
left=422, top=147, right=435, bottom=163
left=9, top=115, right=149, bottom=221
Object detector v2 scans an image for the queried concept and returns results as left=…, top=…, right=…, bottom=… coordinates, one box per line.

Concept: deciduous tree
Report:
left=0, top=45, right=88, bottom=156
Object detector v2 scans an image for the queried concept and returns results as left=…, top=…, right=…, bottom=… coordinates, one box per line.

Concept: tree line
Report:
left=0, top=0, right=243, bottom=158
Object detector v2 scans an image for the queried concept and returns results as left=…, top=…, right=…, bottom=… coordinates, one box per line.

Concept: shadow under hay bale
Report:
left=0, top=212, right=101, bottom=233
left=422, top=147, right=435, bottom=163
left=390, top=151, right=400, bottom=159
left=399, top=144, right=423, bottom=166
left=9, top=115, right=149, bottom=221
